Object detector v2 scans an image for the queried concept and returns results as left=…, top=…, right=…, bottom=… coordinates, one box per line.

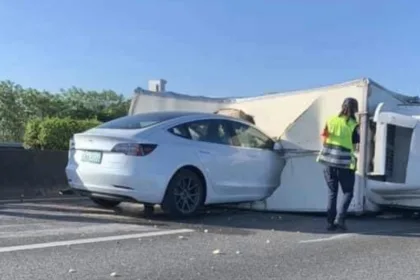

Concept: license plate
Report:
left=81, top=151, right=102, bottom=164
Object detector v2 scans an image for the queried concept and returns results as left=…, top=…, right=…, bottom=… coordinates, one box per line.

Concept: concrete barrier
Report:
left=0, top=150, right=69, bottom=199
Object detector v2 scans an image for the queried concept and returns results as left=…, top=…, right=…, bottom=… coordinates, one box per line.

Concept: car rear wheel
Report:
left=162, top=169, right=205, bottom=218
left=90, top=197, right=121, bottom=208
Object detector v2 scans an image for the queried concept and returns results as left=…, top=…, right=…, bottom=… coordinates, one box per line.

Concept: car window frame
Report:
left=225, top=120, right=275, bottom=151
left=97, top=113, right=177, bottom=130
left=167, top=118, right=236, bottom=147
left=167, top=124, right=192, bottom=140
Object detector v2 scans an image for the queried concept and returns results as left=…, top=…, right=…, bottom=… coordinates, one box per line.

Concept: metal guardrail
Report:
left=0, top=142, right=24, bottom=150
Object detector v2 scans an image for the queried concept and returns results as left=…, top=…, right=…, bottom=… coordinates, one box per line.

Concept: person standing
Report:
left=317, top=98, right=360, bottom=231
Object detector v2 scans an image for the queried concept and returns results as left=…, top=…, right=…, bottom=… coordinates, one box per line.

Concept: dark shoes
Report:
left=335, top=222, right=347, bottom=231
left=327, top=221, right=347, bottom=232
left=327, top=223, right=337, bottom=231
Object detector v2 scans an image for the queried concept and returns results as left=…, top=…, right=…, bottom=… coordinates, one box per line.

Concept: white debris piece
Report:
left=178, top=235, right=185, bottom=240
left=204, top=229, right=208, bottom=233
left=235, top=251, right=241, bottom=255
left=68, top=269, right=76, bottom=273
left=266, top=240, right=270, bottom=244
left=110, top=272, right=119, bottom=277
left=212, top=249, right=221, bottom=255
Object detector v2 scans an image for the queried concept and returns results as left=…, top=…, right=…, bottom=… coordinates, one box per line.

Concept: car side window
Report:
left=170, top=119, right=234, bottom=146
left=168, top=125, right=191, bottom=139
left=229, top=121, right=274, bottom=150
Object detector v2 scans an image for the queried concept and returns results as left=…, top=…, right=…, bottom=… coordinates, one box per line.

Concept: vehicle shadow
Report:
left=150, top=206, right=420, bottom=238
left=1, top=200, right=420, bottom=238
left=0, top=201, right=169, bottom=228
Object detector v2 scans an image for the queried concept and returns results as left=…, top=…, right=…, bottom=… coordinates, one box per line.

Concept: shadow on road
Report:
left=1, top=199, right=420, bottom=238
left=0, top=201, right=169, bottom=228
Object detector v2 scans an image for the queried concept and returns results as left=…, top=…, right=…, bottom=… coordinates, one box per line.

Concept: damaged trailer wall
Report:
left=228, top=80, right=367, bottom=212
left=129, top=79, right=408, bottom=213
left=128, top=89, right=229, bottom=115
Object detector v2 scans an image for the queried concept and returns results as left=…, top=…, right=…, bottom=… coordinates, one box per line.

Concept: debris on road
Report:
left=212, top=249, right=221, bottom=255
left=68, top=269, right=76, bottom=273
left=110, top=272, right=119, bottom=277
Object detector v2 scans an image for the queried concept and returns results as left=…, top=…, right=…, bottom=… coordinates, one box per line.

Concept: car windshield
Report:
left=97, top=112, right=187, bottom=129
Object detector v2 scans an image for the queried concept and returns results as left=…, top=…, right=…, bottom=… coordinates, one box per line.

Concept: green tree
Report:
left=0, top=80, right=131, bottom=143
left=0, top=81, right=26, bottom=141
left=58, top=87, right=130, bottom=121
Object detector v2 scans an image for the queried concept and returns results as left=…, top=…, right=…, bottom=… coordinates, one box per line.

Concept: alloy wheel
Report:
left=173, top=176, right=200, bottom=214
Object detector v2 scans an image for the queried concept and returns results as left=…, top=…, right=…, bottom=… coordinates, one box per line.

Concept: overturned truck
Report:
left=129, top=78, right=420, bottom=214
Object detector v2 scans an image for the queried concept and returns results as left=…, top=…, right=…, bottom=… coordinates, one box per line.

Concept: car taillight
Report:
left=111, top=143, right=157, bottom=156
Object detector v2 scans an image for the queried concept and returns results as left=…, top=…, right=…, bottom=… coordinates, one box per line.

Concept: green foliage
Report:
left=0, top=81, right=26, bottom=142
left=0, top=80, right=131, bottom=142
left=23, top=119, right=43, bottom=149
left=36, top=118, right=101, bottom=150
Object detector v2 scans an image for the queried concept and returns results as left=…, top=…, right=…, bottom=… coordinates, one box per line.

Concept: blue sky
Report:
left=0, top=0, right=419, bottom=97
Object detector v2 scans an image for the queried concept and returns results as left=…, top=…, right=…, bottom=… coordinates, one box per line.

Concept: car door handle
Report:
left=199, top=150, right=211, bottom=155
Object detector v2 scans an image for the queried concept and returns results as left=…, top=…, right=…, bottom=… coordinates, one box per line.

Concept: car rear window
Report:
left=97, top=112, right=182, bottom=129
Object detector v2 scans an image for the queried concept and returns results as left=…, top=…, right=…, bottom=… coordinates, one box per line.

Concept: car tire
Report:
left=162, top=168, right=205, bottom=218
left=90, top=197, right=121, bottom=208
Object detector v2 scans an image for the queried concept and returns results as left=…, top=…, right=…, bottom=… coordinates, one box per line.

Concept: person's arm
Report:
left=321, top=125, right=328, bottom=144
left=352, top=125, right=360, bottom=151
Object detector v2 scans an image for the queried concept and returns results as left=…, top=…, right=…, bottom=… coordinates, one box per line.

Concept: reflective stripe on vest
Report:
left=316, top=116, right=358, bottom=170
left=317, top=143, right=353, bottom=169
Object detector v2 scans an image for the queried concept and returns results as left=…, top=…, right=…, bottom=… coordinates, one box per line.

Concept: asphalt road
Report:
left=0, top=198, right=420, bottom=280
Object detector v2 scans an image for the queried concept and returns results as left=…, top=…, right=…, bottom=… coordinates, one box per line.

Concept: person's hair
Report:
left=338, top=106, right=357, bottom=122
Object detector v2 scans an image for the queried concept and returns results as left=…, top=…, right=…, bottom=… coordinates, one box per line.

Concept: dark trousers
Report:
left=323, top=166, right=355, bottom=225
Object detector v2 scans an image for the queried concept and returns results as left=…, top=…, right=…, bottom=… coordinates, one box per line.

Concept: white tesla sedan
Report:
left=65, top=111, right=285, bottom=217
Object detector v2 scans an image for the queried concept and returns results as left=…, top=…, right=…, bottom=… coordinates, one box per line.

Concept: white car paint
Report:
left=65, top=111, right=285, bottom=207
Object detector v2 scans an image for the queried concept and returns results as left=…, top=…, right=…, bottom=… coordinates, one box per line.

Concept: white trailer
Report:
left=129, top=78, right=420, bottom=214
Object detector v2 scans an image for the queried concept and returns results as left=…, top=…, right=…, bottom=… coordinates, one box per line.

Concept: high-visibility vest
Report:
left=316, top=116, right=358, bottom=170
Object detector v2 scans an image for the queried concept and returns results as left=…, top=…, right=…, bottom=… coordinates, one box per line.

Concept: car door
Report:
left=180, top=119, right=248, bottom=196
left=227, top=120, right=284, bottom=198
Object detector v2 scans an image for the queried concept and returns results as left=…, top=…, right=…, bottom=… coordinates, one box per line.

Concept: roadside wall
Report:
left=0, top=150, right=68, bottom=199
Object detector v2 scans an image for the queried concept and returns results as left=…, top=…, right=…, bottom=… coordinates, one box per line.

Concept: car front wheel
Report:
left=90, top=197, right=121, bottom=208
left=162, top=169, right=205, bottom=218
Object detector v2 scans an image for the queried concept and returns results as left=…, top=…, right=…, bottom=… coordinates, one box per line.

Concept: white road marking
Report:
left=299, top=233, right=354, bottom=243
left=1, top=202, right=100, bottom=210
left=0, top=196, right=88, bottom=204
left=0, top=223, right=160, bottom=239
left=0, top=228, right=194, bottom=253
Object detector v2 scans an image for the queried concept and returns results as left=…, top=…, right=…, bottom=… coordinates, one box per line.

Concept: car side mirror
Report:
left=273, top=142, right=282, bottom=151
left=273, top=142, right=285, bottom=156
